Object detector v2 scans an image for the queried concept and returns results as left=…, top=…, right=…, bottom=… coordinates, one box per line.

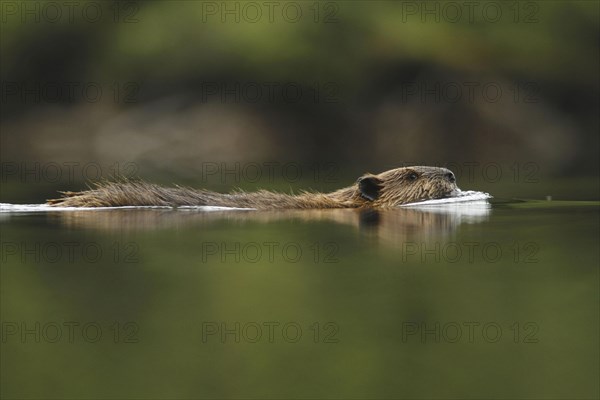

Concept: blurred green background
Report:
left=1, top=0, right=598, bottom=201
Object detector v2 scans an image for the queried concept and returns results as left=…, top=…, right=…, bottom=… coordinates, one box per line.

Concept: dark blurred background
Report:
left=1, top=0, right=598, bottom=201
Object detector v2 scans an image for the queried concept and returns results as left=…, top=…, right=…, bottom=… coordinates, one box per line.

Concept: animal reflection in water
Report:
left=50, top=203, right=490, bottom=245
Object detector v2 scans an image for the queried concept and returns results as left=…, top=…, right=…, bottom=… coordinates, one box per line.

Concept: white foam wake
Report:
left=402, top=189, right=492, bottom=206
left=0, top=203, right=249, bottom=213
left=400, top=190, right=492, bottom=221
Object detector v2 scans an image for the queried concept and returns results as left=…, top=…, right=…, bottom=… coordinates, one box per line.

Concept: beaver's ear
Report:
left=357, top=175, right=383, bottom=201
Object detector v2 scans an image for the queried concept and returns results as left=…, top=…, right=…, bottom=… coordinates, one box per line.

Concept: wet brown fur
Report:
left=47, top=166, right=458, bottom=209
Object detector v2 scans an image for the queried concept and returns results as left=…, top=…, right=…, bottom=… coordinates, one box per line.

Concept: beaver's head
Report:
left=356, top=166, right=458, bottom=207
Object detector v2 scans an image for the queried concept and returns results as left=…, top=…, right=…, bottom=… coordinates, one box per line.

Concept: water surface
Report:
left=1, top=198, right=598, bottom=399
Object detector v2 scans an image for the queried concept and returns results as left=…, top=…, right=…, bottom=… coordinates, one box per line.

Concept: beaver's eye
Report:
left=408, top=172, right=418, bottom=181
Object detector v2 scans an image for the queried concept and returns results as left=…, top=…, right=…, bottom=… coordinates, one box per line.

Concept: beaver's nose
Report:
left=445, top=172, right=456, bottom=183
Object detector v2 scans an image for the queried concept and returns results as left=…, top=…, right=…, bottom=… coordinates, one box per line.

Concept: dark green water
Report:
left=1, top=201, right=598, bottom=399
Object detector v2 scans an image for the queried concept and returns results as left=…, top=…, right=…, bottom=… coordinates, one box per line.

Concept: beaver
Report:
left=47, top=166, right=458, bottom=209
